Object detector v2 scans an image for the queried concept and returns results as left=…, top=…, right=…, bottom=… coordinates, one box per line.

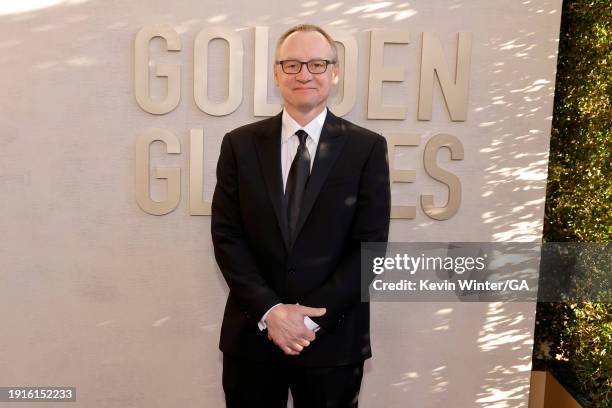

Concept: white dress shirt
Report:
left=257, top=107, right=328, bottom=333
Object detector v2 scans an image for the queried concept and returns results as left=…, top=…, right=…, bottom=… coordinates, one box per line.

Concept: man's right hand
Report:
left=265, top=304, right=326, bottom=355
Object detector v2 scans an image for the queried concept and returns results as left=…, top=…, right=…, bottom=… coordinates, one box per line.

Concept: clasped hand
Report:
left=265, top=304, right=326, bottom=355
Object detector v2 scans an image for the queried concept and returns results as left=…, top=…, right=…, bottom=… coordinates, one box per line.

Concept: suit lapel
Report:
left=293, top=110, right=348, bottom=243
left=253, top=113, right=291, bottom=249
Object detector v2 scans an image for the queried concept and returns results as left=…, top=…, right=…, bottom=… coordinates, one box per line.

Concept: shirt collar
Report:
left=281, top=107, right=327, bottom=145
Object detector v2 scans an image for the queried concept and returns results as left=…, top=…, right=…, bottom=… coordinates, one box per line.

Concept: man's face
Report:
left=274, top=31, right=339, bottom=114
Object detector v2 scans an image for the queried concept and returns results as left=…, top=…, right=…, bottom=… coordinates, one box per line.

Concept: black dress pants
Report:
left=222, top=353, right=365, bottom=408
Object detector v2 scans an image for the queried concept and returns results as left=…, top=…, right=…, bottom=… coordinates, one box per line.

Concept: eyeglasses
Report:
left=276, top=59, right=336, bottom=74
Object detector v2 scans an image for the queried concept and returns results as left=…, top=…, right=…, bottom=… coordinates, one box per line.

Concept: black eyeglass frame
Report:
left=276, top=59, right=337, bottom=74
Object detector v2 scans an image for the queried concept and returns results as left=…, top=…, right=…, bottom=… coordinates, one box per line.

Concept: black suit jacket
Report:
left=211, top=109, right=390, bottom=366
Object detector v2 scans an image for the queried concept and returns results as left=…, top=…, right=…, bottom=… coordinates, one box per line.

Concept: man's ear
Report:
left=273, top=64, right=279, bottom=86
left=331, top=63, right=340, bottom=86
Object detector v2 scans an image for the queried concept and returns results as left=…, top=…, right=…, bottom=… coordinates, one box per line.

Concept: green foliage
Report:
left=535, top=302, right=611, bottom=406
left=535, top=0, right=612, bottom=406
left=565, top=303, right=612, bottom=403
left=545, top=0, right=611, bottom=242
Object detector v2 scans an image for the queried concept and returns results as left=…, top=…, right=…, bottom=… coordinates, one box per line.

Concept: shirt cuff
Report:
left=257, top=303, right=282, bottom=331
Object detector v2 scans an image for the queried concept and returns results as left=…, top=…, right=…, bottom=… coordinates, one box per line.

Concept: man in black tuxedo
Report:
left=211, top=24, right=390, bottom=408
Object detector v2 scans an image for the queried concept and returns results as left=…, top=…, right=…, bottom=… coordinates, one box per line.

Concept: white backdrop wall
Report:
left=0, top=0, right=562, bottom=407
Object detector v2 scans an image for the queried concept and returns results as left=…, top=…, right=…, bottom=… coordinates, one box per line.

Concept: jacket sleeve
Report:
left=302, top=135, right=391, bottom=333
left=211, top=133, right=282, bottom=326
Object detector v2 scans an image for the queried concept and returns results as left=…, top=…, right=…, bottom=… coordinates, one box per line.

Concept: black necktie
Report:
left=285, top=129, right=311, bottom=244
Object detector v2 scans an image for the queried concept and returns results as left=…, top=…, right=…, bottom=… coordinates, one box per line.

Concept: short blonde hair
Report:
left=275, top=24, right=338, bottom=62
